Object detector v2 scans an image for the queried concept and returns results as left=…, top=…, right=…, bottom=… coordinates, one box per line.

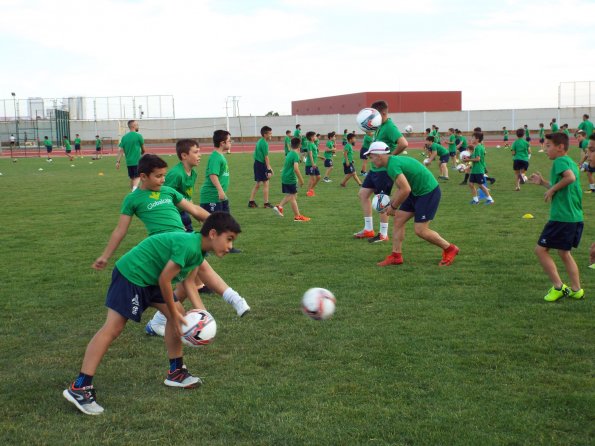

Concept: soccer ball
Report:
left=423, top=158, right=431, bottom=166
left=372, top=193, right=391, bottom=212
left=496, top=145, right=501, bottom=149
left=521, top=174, right=528, bottom=183
left=456, top=163, right=466, bottom=172
left=356, top=108, right=382, bottom=132
left=181, top=309, right=217, bottom=347
left=405, top=125, right=413, bottom=133
left=459, top=150, right=471, bottom=160
left=581, top=162, right=588, bottom=172
left=302, top=288, right=336, bottom=320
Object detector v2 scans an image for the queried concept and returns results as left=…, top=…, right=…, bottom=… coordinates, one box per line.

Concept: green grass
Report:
left=0, top=148, right=593, bottom=445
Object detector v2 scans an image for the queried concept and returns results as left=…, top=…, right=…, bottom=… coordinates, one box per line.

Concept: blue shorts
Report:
left=282, top=183, right=297, bottom=194
left=469, top=173, right=486, bottom=184
left=539, top=138, right=545, bottom=144
left=399, top=186, right=441, bottom=223
left=537, top=221, right=583, bottom=251
left=45, top=146, right=52, bottom=153
left=361, top=170, right=393, bottom=195
left=513, top=160, right=529, bottom=171
left=449, top=151, right=456, bottom=156
left=179, top=210, right=194, bottom=232
left=439, top=155, right=450, bottom=164
left=343, top=162, right=355, bottom=174
left=525, top=136, right=531, bottom=142
left=200, top=200, right=230, bottom=214
left=75, top=144, right=81, bottom=150
left=324, top=159, right=333, bottom=168
left=305, top=166, right=320, bottom=176
left=253, top=160, right=269, bottom=182
left=360, top=149, right=368, bottom=160
left=105, top=268, right=177, bottom=322
left=588, top=165, right=595, bottom=173
left=127, top=165, right=139, bottom=179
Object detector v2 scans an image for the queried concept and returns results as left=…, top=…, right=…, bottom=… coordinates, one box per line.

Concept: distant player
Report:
left=467, top=131, right=494, bottom=205
left=94, top=135, right=102, bottom=159
left=511, top=128, right=531, bottom=191
left=447, top=128, right=457, bottom=167
left=360, top=130, right=373, bottom=176
left=304, top=131, right=322, bottom=196
left=580, top=133, right=595, bottom=193
left=323, top=131, right=336, bottom=183
left=43, top=136, right=53, bottom=162
left=74, top=133, right=82, bottom=157
left=116, top=120, right=145, bottom=190
left=340, top=133, right=362, bottom=188
left=577, top=114, right=593, bottom=138
left=248, top=126, right=274, bottom=208
left=529, top=132, right=584, bottom=302
left=502, top=126, right=510, bottom=149
left=273, top=137, right=310, bottom=222
left=283, top=130, right=292, bottom=156
left=424, top=136, right=450, bottom=180
left=9, top=134, right=15, bottom=149
left=63, top=136, right=74, bottom=162
left=538, top=123, right=545, bottom=152
left=550, top=118, right=559, bottom=133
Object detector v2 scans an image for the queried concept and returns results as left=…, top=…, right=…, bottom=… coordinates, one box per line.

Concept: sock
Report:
left=473, top=196, right=479, bottom=202
left=169, top=357, right=183, bottom=372
left=364, top=217, right=373, bottom=231
left=74, top=372, right=93, bottom=388
left=151, top=310, right=167, bottom=326
left=463, top=174, right=469, bottom=182
left=379, top=222, right=389, bottom=237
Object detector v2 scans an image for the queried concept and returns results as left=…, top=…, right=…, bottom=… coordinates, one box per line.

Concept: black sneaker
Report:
left=459, top=181, right=467, bottom=185
left=229, top=247, right=242, bottom=254
left=368, top=234, right=389, bottom=243
left=63, top=383, right=104, bottom=415
left=489, top=178, right=496, bottom=185
left=263, top=203, right=274, bottom=208
left=248, top=201, right=258, bottom=208
left=198, top=285, right=213, bottom=294
left=164, top=368, right=202, bottom=388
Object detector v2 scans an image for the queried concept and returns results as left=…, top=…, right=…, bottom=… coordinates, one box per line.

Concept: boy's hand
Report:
left=299, top=179, right=304, bottom=187
left=92, top=257, right=108, bottom=270
left=218, top=190, right=227, bottom=201
left=171, top=310, right=187, bottom=338
left=544, top=188, right=555, bottom=202
left=529, top=172, right=544, bottom=185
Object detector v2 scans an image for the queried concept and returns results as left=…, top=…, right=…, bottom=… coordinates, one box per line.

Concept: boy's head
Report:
left=365, top=141, right=390, bottom=168
left=449, top=128, right=455, bottom=134
left=296, top=124, right=301, bottom=130
left=315, top=133, right=320, bottom=140
left=347, top=133, right=355, bottom=143
left=327, top=131, right=335, bottom=140
left=127, top=120, right=138, bottom=131
left=425, top=128, right=431, bottom=134
left=76, top=133, right=79, bottom=137
left=260, top=126, right=272, bottom=138
left=213, top=130, right=231, bottom=148
left=425, top=135, right=435, bottom=145
left=200, top=212, right=242, bottom=257
left=285, top=130, right=291, bottom=136
left=588, top=134, right=595, bottom=152
left=473, top=127, right=482, bottom=132
left=290, top=137, right=301, bottom=150
left=562, top=123, right=568, bottom=129
left=455, top=129, right=461, bottom=135
left=343, top=129, right=348, bottom=133
left=544, top=132, right=569, bottom=159
left=175, top=138, right=200, bottom=165
left=138, top=154, right=168, bottom=189
left=576, top=130, right=586, bottom=141
left=306, top=131, right=316, bottom=141
left=516, top=128, right=525, bottom=138
left=523, top=124, right=528, bottom=128
left=539, top=123, right=544, bottom=128
left=95, top=135, right=99, bottom=138
left=44, top=136, right=48, bottom=140
left=583, top=114, right=590, bottom=121
left=551, top=118, right=557, bottom=123
left=370, top=100, right=388, bottom=117
left=471, top=131, right=484, bottom=143
left=63, top=136, right=67, bottom=139
left=502, top=126, right=507, bottom=130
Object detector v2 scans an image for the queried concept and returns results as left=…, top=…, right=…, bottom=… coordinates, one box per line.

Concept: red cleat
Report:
left=353, top=229, right=375, bottom=239
left=377, top=253, right=403, bottom=267
left=439, top=244, right=459, bottom=266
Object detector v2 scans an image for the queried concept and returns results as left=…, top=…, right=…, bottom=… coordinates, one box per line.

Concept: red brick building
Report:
left=292, top=91, right=462, bottom=115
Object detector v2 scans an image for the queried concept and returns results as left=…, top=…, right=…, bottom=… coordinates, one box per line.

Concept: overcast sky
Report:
left=1, top=0, right=594, bottom=118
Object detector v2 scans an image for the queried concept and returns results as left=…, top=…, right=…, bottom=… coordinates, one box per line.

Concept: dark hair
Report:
left=327, top=131, right=335, bottom=139
left=545, top=132, right=569, bottom=150
left=138, top=153, right=167, bottom=175
left=425, top=128, right=431, bottom=133
left=473, top=127, right=482, bottom=132
left=260, top=126, right=272, bottom=136
left=213, top=130, right=231, bottom=148
left=76, top=133, right=79, bottom=136
left=290, top=137, right=301, bottom=149
left=347, top=133, right=355, bottom=140
left=371, top=100, right=388, bottom=113
left=589, top=134, right=595, bottom=142
left=306, top=131, right=316, bottom=140
left=426, top=136, right=435, bottom=142
left=175, top=139, right=199, bottom=159
left=127, top=120, right=136, bottom=128
left=95, top=135, right=99, bottom=138
left=472, top=131, right=484, bottom=142
left=523, top=124, right=528, bottom=128
left=63, top=135, right=67, bottom=138
left=316, top=133, right=320, bottom=137
left=455, top=129, right=461, bottom=134
left=449, top=128, right=454, bottom=132
left=200, top=211, right=241, bottom=236
left=502, top=126, right=507, bottom=129
left=285, top=130, right=291, bottom=135
left=552, top=118, right=557, bottom=122
left=296, top=124, right=301, bottom=129
left=584, top=114, right=589, bottom=119
left=516, top=128, right=525, bottom=138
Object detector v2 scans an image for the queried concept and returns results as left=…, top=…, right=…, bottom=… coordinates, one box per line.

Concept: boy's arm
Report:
left=382, top=174, right=411, bottom=216
left=177, top=199, right=210, bottom=222
left=182, top=267, right=206, bottom=310
left=264, top=155, right=273, bottom=175
left=343, top=149, right=348, bottom=164
left=92, top=214, right=132, bottom=270
left=391, top=136, right=408, bottom=155
left=208, top=174, right=227, bottom=201
left=427, top=149, right=437, bottom=162
left=116, top=147, right=123, bottom=169
left=543, top=169, right=576, bottom=202
left=293, top=161, right=304, bottom=186
left=308, top=150, right=315, bottom=166
left=158, top=260, right=187, bottom=337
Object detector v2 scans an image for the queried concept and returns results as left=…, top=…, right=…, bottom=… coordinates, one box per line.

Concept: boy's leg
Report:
left=478, top=184, right=493, bottom=201
left=377, top=210, right=413, bottom=266
left=354, top=187, right=375, bottom=238
left=534, top=245, right=564, bottom=289
left=80, top=309, right=128, bottom=376
left=263, top=180, right=270, bottom=204
left=514, top=169, right=520, bottom=190
left=413, top=221, right=450, bottom=249
left=289, top=194, right=300, bottom=216
left=558, top=250, right=581, bottom=292
left=469, top=182, right=478, bottom=201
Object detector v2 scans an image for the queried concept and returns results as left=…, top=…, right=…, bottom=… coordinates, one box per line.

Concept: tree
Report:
left=265, top=111, right=279, bottom=117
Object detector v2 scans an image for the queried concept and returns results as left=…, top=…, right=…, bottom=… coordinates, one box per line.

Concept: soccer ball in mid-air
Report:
left=456, top=163, right=467, bottom=172
left=405, top=124, right=413, bottom=133
left=372, top=193, right=391, bottom=212
left=459, top=150, right=471, bottom=160
left=356, top=108, right=382, bottom=132
left=302, top=288, right=336, bottom=320
left=181, top=309, right=217, bottom=347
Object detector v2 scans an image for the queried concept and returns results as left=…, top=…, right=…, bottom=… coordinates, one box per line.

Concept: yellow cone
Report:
left=98, top=172, right=104, bottom=176
left=522, top=213, right=534, bottom=219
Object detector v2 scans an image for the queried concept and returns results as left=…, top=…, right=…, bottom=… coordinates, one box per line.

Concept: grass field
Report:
left=0, top=146, right=593, bottom=445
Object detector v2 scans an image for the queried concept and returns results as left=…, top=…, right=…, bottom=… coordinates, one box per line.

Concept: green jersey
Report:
left=460, top=135, right=468, bottom=149
left=120, top=185, right=185, bottom=235
left=386, top=156, right=439, bottom=196
left=549, top=156, right=583, bottom=222
left=44, top=139, right=52, bottom=148
left=362, top=134, right=373, bottom=151
left=551, top=122, right=559, bottom=132
left=64, top=140, right=72, bottom=151
left=74, top=137, right=81, bottom=145
left=372, top=118, right=403, bottom=172
left=284, top=135, right=291, bottom=156
left=524, top=127, right=531, bottom=138
left=116, top=232, right=205, bottom=287
left=470, top=144, right=486, bottom=174
left=539, top=127, right=545, bottom=139
left=165, top=162, right=197, bottom=202
left=282, top=150, right=299, bottom=185
left=577, top=119, right=594, bottom=137
left=503, top=129, right=509, bottom=141
left=293, top=129, right=301, bottom=139
left=96, top=138, right=102, bottom=149
left=118, top=131, right=144, bottom=166
left=301, top=136, right=308, bottom=150
left=324, top=140, right=335, bottom=160
left=511, top=138, right=530, bottom=161
left=253, top=137, right=269, bottom=163
left=448, top=134, right=456, bottom=152
left=344, top=143, right=354, bottom=164
left=430, top=143, right=449, bottom=157
left=342, top=132, right=348, bottom=144
left=305, top=141, right=318, bottom=167
left=579, top=139, right=588, bottom=151
left=563, top=128, right=570, bottom=137
left=200, top=150, right=229, bottom=204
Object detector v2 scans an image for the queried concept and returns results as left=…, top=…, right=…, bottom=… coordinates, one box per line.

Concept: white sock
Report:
left=473, top=196, right=479, bottom=202
left=364, top=217, right=373, bottom=231
left=590, top=184, right=595, bottom=190
left=151, top=310, right=167, bottom=326
left=380, top=222, right=389, bottom=237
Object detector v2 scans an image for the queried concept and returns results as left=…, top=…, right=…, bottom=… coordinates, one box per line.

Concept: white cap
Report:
left=364, top=141, right=390, bottom=156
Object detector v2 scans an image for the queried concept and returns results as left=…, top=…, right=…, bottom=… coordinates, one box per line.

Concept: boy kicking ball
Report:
left=529, top=132, right=584, bottom=302
left=63, top=212, right=247, bottom=415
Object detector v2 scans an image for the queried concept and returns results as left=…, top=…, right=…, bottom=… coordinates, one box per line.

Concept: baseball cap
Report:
left=364, top=141, right=390, bottom=156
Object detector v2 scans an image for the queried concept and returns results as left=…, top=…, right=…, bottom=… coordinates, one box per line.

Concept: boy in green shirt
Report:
left=538, top=123, right=546, bottom=151
left=511, top=128, right=531, bottom=191
left=304, top=131, right=322, bottom=196
left=576, top=131, right=594, bottom=192
left=424, top=136, right=450, bottom=180
left=248, top=126, right=274, bottom=208
left=63, top=136, right=74, bottom=162
left=273, top=137, right=310, bottom=221
left=323, top=131, right=336, bottom=183
left=63, top=212, right=247, bottom=415
left=340, top=133, right=362, bottom=187
left=94, top=135, right=102, bottom=159
left=116, top=120, right=145, bottom=190
left=550, top=118, right=559, bottom=133
left=447, top=128, right=457, bottom=168
left=74, top=134, right=82, bottom=158
left=200, top=130, right=233, bottom=213
left=467, top=132, right=494, bottom=204
left=283, top=130, right=292, bottom=156
left=502, top=126, right=510, bottom=149
left=529, top=132, right=584, bottom=301
left=577, top=114, right=593, bottom=137
left=43, top=136, right=53, bottom=162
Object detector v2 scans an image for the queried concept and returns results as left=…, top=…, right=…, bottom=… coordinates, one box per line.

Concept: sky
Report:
left=1, top=0, right=594, bottom=119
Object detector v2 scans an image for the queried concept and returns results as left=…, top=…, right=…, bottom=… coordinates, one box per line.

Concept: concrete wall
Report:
left=1, top=106, right=593, bottom=144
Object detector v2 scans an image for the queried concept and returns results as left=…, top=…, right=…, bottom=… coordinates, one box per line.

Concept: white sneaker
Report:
left=145, top=320, right=165, bottom=337
left=233, top=297, right=251, bottom=317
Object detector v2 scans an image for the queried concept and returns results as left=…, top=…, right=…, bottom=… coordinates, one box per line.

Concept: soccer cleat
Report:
left=438, top=176, right=449, bottom=180
left=306, top=189, right=315, bottom=197
left=439, top=244, right=459, bottom=266
left=164, top=368, right=202, bottom=388
left=568, top=288, right=585, bottom=300
left=484, top=199, right=495, bottom=205
left=518, top=174, right=526, bottom=185
left=589, top=263, right=595, bottom=270
left=145, top=320, right=165, bottom=337
left=263, top=202, right=273, bottom=208
left=322, top=177, right=332, bottom=183
left=353, top=229, right=375, bottom=239
left=470, top=200, right=479, bottom=205
left=543, top=285, right=569, bottom=302
left=377, top=253, right=403, bottom=267
left=489, top=178, right=496, bottom=185
left=232, top=297, right=251, bottom=317
left=294, top=215, right=311, bottom=222
left=63, top=384, right=104, bottom=415
left=459, top=181, right=467, bottom=185
left=273, top=206, right=284, bottom=217
left=248, top=201, right=258, bottom=208
left=368, top=234, right=389, bottom=243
